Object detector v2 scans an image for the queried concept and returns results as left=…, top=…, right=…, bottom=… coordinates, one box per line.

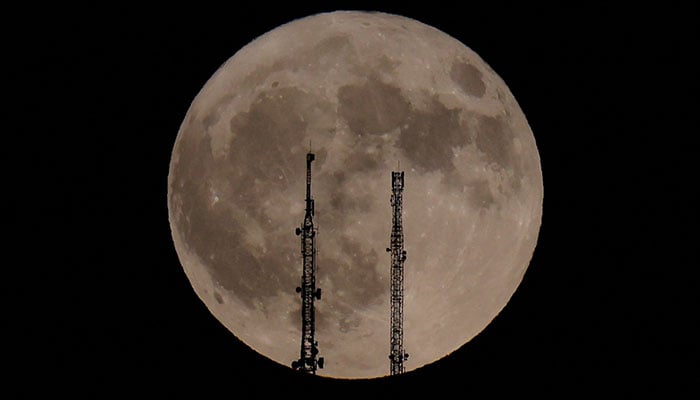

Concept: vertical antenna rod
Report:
left=292, top=152, right=324, bottom=374
left=387, top=170, right=408, bottom=375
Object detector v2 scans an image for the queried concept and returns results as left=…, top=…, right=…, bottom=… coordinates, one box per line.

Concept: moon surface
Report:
left=168, top=11, right=542, bottom=378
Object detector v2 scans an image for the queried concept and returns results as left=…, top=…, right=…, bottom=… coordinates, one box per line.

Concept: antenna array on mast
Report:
left=291, top=152, right=324, bottom=374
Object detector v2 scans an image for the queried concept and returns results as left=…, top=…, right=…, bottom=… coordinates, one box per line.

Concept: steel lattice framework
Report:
left=291, top=152, right=324, bottom=374
left=387, top=171, right=408, bottom=375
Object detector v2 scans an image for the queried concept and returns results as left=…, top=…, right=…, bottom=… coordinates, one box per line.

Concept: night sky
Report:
left=11, top=2, right=695, bottom=397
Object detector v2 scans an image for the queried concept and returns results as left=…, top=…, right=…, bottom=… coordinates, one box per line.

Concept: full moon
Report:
left=168, top=11, right=542, bottom=378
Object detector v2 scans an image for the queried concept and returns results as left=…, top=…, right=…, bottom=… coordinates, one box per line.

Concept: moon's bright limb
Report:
left=168, top=11, right=543, bottom=378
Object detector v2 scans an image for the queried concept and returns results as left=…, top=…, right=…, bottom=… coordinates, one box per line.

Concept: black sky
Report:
left=10, top=2, right=696, bottom=397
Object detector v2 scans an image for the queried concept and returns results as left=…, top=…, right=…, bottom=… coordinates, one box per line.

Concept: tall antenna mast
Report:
left=292, top=152, right=324, bottom=374
left=387, top=170, right=408, bottom=375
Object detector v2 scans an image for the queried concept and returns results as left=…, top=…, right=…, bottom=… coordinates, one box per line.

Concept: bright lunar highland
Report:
left=168, top=11, right=543, bottom=378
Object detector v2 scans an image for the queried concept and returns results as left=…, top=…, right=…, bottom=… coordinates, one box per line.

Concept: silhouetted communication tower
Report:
left=387, top=170, right=408, bottom=375
left=292, top=152, right=324, bottom=374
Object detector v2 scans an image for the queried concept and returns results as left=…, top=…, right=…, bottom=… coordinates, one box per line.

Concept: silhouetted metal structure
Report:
left=387, top=170, right=408, bottom=375
left=291, top=152, right=324, bottom=374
